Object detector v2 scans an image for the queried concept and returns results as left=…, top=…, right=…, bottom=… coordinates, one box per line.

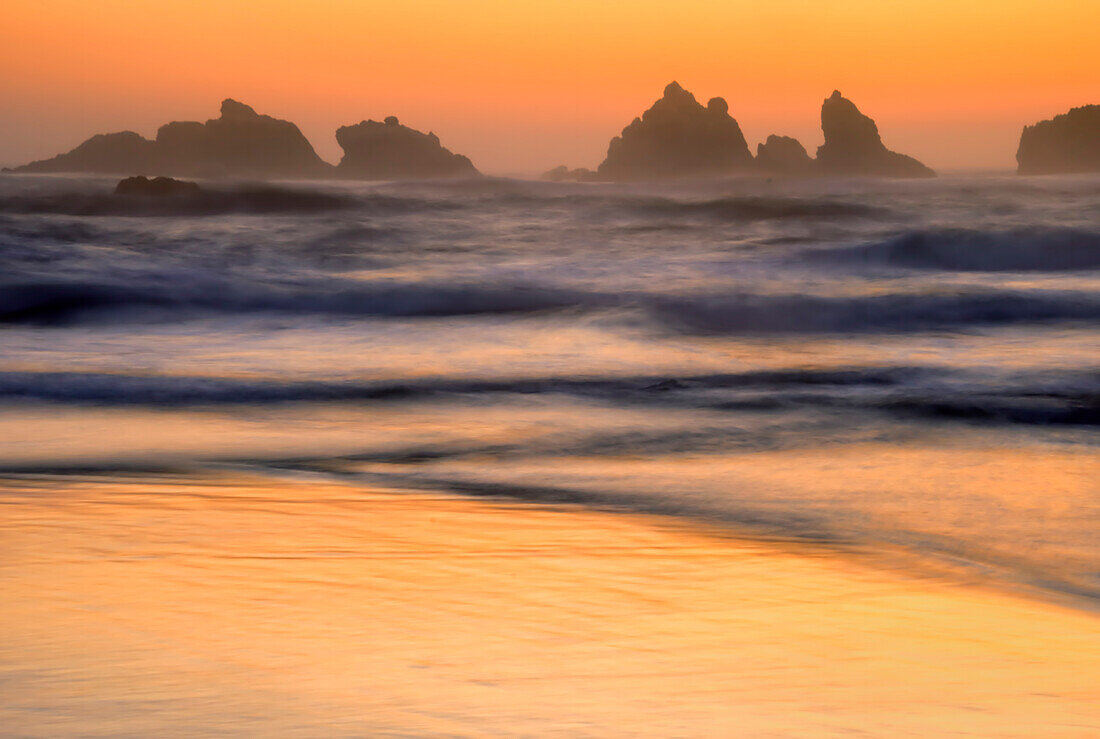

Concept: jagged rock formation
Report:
left=13, top=131, right=156, bottom=175
left=152, top=99, right=331, bottom=178
left=12, top=100, right=332, bottom=178
left=755, top=135, right=816, bottom=175
left=1016, top=105, right=1100, bottom=174
left=596, top=82, right=754, bottom=181
left=816, top=91, right=934, bottom=178
left=114, top=175, right=200, bottom=196
left=334, top=116, right=477, bottom=180
left=541, top=165, right=597, bottom=182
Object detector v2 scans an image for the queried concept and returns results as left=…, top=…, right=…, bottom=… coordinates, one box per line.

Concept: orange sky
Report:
left=2, top=0, right=1098, bottom=173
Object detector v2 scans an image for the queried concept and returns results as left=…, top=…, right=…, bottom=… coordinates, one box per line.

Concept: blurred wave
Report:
left=3, top=272, right=1097, bottom=332
left=0, top=278, right=594, bottom=325
left=2, top=366, right=1094, bottom=428
left=0, top=184, right=356, bottom=216
left=812, top=227, right=1100, bottom=271
left=648, top=289, right=1100, bottom=334
left=1, top=171, right=1099, bottom=608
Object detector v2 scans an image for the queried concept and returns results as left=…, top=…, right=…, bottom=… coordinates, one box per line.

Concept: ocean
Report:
left=1, top=171, right=1098, bottom=733
left=2, top=171, right=1098, bottom=598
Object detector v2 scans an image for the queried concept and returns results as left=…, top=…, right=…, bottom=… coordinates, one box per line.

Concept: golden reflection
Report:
left=1, top=474, right=1097, bottom=735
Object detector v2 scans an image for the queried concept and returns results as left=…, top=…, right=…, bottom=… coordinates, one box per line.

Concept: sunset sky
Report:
left=2, top=0, right=1098, bottom=174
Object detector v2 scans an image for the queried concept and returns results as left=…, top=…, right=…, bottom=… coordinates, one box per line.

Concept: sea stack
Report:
left=1016, top=105, right=1100, bottom=174
left=152, top=99, right=331, bottom=178
left=114, top=175, right=201, bottom=196
left=11, top=99, right=332, bottom=179
left=11, top=131, right=157, bottom=175
left=334, top=116, right=478, bottom=180
left=816, top=91, right=934, bottom=178
left=596, top=82, right=754, bottom=181
left=541, top=165, right=596, bottom=182
left=755, top=135, right=816, bottom=176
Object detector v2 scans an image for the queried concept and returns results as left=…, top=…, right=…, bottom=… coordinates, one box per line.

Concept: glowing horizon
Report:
left=3, top=0, right=1098, bottom=173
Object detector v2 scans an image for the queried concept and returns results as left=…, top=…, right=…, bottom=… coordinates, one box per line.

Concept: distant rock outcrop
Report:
left=12, top=99, right=332, bottom=179
left=335, top=116, right=478, bottom=180
left=114, top=175, right=201, bottom=196
left=816, top=91, right=934, bottom=178
left=541, top=165, right=597, bottom=182
left=596, top=82, right=754, bottom=181
left=153, top=99, right=331, bottom=178
left=755, top=135, right=816, bottom=176
left=13, top=131, right=157, bottom=175
left=1016, top=105, right=1100, bottom=174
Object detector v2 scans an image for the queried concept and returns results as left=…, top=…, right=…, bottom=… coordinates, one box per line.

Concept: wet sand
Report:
left=1, top=473, right=1098, bottom=737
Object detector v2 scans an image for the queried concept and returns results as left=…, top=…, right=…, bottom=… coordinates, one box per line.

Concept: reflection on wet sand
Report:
left=2, top=474, right=1097, bottom=736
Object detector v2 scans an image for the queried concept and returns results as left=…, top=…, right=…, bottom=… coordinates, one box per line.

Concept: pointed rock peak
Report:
left=817, top=91, right=934, bottom=177
left=822, top=91, right=863, bottom=116
left=651, top=81, right=699, bottom=113
left=659, top=81, right=698, bottom=106
left=220, top=99, right=258, bottom=119
left=821, top=91, right=878, bottom=140
left=595, top=81, right=753, bottom=180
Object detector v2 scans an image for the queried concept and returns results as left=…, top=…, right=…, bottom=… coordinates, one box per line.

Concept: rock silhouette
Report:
left=114, top=175, right=201, bottom=196
left=755, top=135, right=816, bottom=175
left=12, top=100, right=331, bottom=179
left=596, top=82, right=754, bottom=181
left=153, top=99, right=331, bottom=178
left=1016, top=105, right=1100, bottom=174
left=8, top=89, right=950, bottom=181
left=541, top=165, right=597, bottom=182
left=816, top=91, right=934, bottom=178
left=13, top=131, right=157, bottom=175
left=335, top=116, right=478, bottom=180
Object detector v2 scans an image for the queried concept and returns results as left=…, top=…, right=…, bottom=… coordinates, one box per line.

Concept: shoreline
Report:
left=2, top=471, right=1098, bottom=736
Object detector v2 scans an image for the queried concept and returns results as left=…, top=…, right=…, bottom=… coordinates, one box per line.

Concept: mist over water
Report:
left=1, top=171, right=1098, bottom=606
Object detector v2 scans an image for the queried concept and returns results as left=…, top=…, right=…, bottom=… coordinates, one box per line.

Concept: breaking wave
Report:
left=648, top=289, right=1100, bottom=334
left=0, top=278, right=596, bottom=325
left=0, top=186, right=361, bottom=216
left=3, top=273, right=1097, bottom=332
left=632, top=195, right=888, bottom=221
left=812, top=227, right=1100, bottom=271
left=0, top=365, right=930, bottom=406
left=2, top=366, right=1094, bottom=428
left=498, top=193, right=889, bottom=222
